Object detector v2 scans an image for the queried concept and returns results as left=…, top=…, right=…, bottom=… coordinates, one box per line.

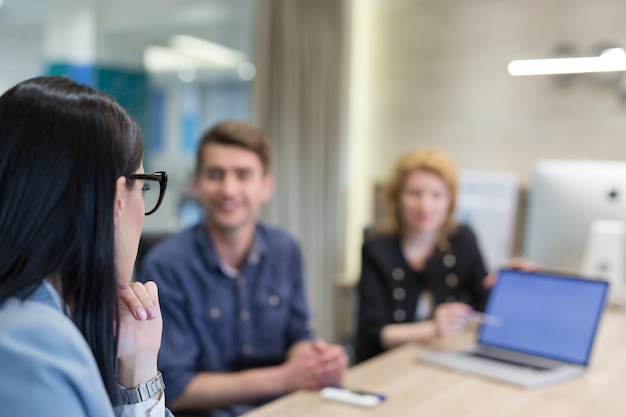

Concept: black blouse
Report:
left=355, top=225, right=488, bottom=363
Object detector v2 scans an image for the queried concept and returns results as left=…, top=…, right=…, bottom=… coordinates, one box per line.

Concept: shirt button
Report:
left=210, top=307, right=221, bottom=318
left=268, top=295, right=280, bottom=306
left=240, top=310, right=250, bottom=321
left=443, top=254, right=456, bottom=268
left=392, top=268, right=405, bottom=281
left=445, top=273, right=459, bottom=288
left=238, top=276, right=247, bottom=286
left=393, top=287, right=406, bottom=300
left=393, top=309, right=406, bottom=321
left=242, top=345, right=253, bottom=355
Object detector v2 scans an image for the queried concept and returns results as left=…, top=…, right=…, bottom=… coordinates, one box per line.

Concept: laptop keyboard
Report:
left=468, top=351, right=554, bottom=372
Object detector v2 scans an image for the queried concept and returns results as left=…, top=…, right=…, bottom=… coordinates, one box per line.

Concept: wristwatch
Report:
left=120, top=372, right=165, bottom=405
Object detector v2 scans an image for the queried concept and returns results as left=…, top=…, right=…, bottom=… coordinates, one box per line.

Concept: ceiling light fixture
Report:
left=143, top=35, right=249, bottom=74
left=144, top=45, right=206, bottom=72
left=169, top=35, right=246, bottom=68
left=508, top=48, right=626, bottom=76
left=237, top=62, right=256, bottom=81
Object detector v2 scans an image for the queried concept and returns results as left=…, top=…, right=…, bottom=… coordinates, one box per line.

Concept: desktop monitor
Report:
left=523, top=159, right=626, bottom=278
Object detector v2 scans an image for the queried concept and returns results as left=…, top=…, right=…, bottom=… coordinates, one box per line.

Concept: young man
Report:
left=138, top=121, right=348, bottom=416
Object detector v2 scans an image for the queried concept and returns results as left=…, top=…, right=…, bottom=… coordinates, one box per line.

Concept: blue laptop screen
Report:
left=478, top=269, right=608, bottom=365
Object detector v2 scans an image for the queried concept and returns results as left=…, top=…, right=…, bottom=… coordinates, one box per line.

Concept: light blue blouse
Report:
left=0, top=283, right=172, bottom=417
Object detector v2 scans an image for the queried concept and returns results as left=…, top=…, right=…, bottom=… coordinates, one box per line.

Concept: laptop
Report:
left=417, top=269, right=609, bottom=388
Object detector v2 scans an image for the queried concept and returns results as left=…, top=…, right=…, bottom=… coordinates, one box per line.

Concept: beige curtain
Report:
left=253, top=0, right=346, bottom=341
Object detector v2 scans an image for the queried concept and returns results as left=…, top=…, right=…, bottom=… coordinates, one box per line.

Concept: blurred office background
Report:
left=3, top=0, right=626, bottom=343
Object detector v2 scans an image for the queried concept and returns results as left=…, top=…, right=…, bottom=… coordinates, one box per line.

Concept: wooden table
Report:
left=243, top=308, right=626, bottom=417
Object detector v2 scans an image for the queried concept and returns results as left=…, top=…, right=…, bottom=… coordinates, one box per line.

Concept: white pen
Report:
left=470, top=312, right=503, bottom=327
left=320, top=386, right=386, bottom=408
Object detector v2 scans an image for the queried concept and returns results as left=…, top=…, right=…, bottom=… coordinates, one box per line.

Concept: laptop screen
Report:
left=478, top=269, right=608, bottom=365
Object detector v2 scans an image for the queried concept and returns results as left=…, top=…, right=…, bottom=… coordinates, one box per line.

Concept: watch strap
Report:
left=120, top=372, right=165, bottom=405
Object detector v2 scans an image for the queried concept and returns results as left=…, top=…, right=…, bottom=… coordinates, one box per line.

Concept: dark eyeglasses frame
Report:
left=130, top=171, right=168, bottom=215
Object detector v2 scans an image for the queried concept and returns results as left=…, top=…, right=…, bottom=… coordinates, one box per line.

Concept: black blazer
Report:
left=355, top=225, right=488, bottom=363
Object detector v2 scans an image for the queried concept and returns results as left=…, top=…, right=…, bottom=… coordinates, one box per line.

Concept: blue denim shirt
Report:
left=138, top=222, right=311, bottom=415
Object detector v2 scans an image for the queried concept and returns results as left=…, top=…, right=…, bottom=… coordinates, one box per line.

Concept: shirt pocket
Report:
left=253, top=287, right=291, bottom=351
left=193, top=286, right=238, bottom=364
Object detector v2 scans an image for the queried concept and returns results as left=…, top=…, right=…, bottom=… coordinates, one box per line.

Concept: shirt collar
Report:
left=42, top=280, right=64, bottom=309
left=25, top=280, right=68, bottom=314
left=195, top=222, right=268, bottom=273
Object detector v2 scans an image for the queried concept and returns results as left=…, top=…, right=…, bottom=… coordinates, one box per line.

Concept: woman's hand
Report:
left=483, top=257, right=541, bottom=289
left=433, top=302, right=473, bottom=337
left=116, top=281, right=162, bottom=388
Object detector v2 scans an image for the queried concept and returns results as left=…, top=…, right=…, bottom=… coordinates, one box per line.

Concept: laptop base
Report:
left=417, top=347, right=585, bottom=389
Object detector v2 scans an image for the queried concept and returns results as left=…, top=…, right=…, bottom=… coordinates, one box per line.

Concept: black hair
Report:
left=0, top=76, right=143, bottom=409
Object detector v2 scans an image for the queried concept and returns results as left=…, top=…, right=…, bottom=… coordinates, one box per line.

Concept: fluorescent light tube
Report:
left=170, top=35, right=246, bottom=67
left=508, top=48, right=626, bottom=76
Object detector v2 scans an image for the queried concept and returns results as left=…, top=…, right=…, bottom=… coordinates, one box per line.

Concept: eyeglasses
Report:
left=130, top=171, right=168, bottom=215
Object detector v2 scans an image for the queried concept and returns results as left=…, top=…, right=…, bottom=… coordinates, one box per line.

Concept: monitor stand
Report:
left=581, top=219, right=626, bottom=306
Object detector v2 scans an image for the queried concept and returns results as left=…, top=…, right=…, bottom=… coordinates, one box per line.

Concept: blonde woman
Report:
left=356, top=148, right=488, bottom=363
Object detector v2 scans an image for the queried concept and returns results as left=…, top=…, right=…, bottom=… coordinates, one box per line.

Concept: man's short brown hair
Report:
left=195, top=121, right=271, bottom=173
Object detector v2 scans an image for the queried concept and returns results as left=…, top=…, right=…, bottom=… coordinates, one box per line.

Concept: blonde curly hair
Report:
left=377, top=147, right=459, bottom=250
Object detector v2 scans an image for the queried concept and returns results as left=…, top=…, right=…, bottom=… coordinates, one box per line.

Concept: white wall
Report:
left=0, top=22, right=45, bottom=93
left=345, top=0, right=626, bottom=280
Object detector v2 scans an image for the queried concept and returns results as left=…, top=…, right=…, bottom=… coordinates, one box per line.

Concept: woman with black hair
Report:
left=0, top=76, right=173, bottom=416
